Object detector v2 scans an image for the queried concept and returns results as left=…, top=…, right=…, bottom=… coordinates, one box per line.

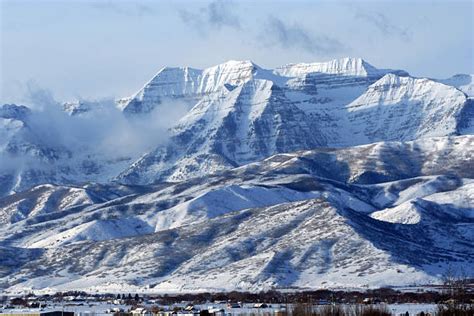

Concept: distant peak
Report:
left=275, top=57, right=409, bottom=79
left=154, top=60, right=259, bottom=75
left=330, top=56, right=378, bottom=73
left=372, top=73, right=463, bottom=92
left=0, top=103, right=31, bottom=120
left=275, top=57, right=379, bottom=77
left=63, top=100, right=94, bottom=115
left=373, top=73, right=438, bottom=87
left=209, top=59, right=260, bottom=72
left=152, top=65, right=197, bottom=77
left=380, top=72, right=400, bottom=80
left=337, top=56, right=368, bottom=65
left=223, top=59, right=258, bottom=66
left=145, top=61, right=261, bottom=86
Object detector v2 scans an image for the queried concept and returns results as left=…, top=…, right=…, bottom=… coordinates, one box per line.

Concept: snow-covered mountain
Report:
left=0, top=135, right=472, bottom=293
left=345, top=74, right=471, bottom=142
left=116, top=58, right=472, bottom=184
left=0, top=57, right=473, bottom=293
left=118, top=60, right=263, bottom=114
left=2, top=58, right=471, bottom=193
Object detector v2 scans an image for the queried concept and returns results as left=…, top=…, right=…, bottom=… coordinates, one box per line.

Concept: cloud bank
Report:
left=0, top=84, right=188, bottom=175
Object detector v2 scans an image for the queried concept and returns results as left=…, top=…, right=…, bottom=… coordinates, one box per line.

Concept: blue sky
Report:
left=1, top=0, right=473, bottom=104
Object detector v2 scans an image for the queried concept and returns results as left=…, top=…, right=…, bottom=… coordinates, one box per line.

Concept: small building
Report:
left=253, top=303, right=269, bottom=308
left=131, top=307, right=152, bottom=316
left=155, top=311, right=175, bottom=316
left=207, top=307, right=225, bottom=316
left=184, top=305, right=194, bottom=312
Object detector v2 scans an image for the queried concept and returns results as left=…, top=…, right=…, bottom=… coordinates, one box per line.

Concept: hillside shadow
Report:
left=0, top=246, right=45, bottom=288
left=338, top=201, right=474, bottom=279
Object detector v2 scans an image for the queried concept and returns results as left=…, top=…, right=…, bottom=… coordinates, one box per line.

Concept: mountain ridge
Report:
left=0, top=135, right=472, bottom=293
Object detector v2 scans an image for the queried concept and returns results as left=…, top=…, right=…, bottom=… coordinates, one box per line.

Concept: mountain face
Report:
left=345, top=74, right=470, bottom=143
left=118, top=78, right=328, bottom=183
left=0, top=57, right=473, bottom=293
left=116, top=58, right=470, bottom=184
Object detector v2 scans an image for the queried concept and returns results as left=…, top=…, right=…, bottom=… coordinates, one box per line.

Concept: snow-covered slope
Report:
left=344, top=74, right=469, bottom=144
left=5, top=195, right=472, bottom=294
left=0, top=135, right=472, bottom=292
left=118, top=57, right=403, bottom=115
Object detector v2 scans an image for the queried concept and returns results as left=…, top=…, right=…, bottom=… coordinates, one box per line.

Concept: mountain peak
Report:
left=274, top=57, right=409, bottom=79
left=374, top=73, right=445, bottom=88
left=438, top=73, right=474, bottom=98
left=274, top=57, right=374, bottom=77
left=216, top=59, right=259, bottom=68
left=149, top=60, right=259, bottom=82
left=120, top=60, right=263, bottom=114
left=0, top=104, right=31, bottom=121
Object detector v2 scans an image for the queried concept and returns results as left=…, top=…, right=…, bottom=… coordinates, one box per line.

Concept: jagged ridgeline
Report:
left=0, top=58, right=473, bottom=293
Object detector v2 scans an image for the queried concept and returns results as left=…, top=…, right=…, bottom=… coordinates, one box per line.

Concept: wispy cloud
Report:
left=354, top=9, right=412, bottom=42
left=23, top=80, right=58, bottom=110
left=2, top=82, right=189, bottom=166
left=261, top=16, right=346, bottom=55
left=178, top=1, right=345, bottom=55
left=207, top=0, right=241, bottom=29
left=179, top=0, right=241, bottom=35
